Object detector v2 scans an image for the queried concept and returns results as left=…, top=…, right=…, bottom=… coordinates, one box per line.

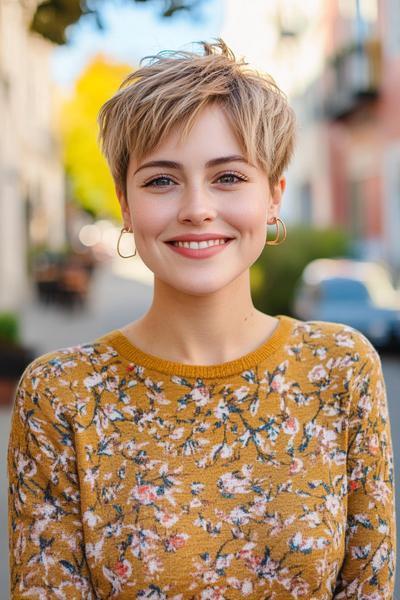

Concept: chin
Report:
left=157, top=274, right=239, bottom=296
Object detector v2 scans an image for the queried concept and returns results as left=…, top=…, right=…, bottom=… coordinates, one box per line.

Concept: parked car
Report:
left=293, top=259, right=400, bottom=348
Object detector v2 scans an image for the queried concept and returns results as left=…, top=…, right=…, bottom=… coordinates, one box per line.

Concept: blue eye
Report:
left=144, top=176, right=175, bottom=187
left=218, top=173, right=245, bottom=184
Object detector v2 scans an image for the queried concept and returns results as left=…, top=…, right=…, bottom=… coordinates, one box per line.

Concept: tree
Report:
left=60, top=55, right=132, bottom=220
left=31, top=0, right=205, bottom=45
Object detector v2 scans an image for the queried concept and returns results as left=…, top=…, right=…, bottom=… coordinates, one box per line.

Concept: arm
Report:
left=333, top=333, right=396, bottom=598
left=8, top=358, right=96, bottom=599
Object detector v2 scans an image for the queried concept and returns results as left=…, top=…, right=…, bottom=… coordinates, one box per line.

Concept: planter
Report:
left=0, top=344, right=36, bottom=407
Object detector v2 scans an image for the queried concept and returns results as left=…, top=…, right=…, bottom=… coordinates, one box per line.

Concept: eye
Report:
left=143, top=175, right=176, bottom=187
left=216, top=171, right=248, bottom=185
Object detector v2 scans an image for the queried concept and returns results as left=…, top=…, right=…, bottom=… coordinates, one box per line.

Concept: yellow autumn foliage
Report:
left=59, top=55, right=132, bottom=220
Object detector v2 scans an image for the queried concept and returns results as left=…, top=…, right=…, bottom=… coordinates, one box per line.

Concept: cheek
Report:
left=228, top=198, right=267, bottom=233
left=130, top=199, right=171, bottom=239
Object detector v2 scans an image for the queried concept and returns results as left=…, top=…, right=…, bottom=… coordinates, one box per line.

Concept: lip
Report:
left=165, top=238, right=234, bottom=259
left=164, top=233, right=235, bottom=242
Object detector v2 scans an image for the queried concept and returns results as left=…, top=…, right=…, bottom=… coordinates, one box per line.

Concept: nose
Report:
left=177, top=184, right=218, bottom=225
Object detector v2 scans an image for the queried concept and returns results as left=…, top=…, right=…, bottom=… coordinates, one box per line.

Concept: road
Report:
left=1, top=259, right=399, bottom=597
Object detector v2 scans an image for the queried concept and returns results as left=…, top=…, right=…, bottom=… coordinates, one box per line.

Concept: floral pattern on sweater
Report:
left=8, top=315, right=396, bottom=599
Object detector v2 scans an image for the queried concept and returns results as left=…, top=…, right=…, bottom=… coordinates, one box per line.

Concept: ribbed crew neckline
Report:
left=98, top=314, right=295, bottom=379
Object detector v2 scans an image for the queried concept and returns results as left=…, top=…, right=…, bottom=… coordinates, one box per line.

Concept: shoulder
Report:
left=288, top=316, right=379, bottom=357
left=15, top=333, right=120, bottom=397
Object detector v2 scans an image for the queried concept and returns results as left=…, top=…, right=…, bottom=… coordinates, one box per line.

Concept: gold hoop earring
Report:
left=117, top=227, right=137, bottom=258
left=265, top=217, right=287, bottom=246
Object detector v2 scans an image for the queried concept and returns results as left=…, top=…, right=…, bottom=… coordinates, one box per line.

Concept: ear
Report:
left=115, top=184, right=132, bottom=230
left=267, top=176, right=286, bottom=223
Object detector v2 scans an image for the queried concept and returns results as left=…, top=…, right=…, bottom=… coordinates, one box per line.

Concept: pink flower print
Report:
left=233, top=386, right=250, bottom=400
left=289, top=457, right=303, bottom=474
left=200, top=586, right=226, bottom=599
left=335, top=333, right=355, bottom=347
left=350, top=459, right=364, bottom=481
left=315, top=346, right=327, bottom=359
left=103, top=404, right=124, bottom=421
left=368, top=434, right=379, bottom=455
left=218, top=470, right=252, bottom=496
left=358, top=393, right=372, bottom=416
left=289, top=576, right=311, bottom=596
left=301, top=511, right=322, bottom=528
left=236, top=542, right=257, bottom=563
left=249, top=497, right=268, bottom=516
left=271, top=374, right=288, bottom=394
left=191, top=385, right=210, bottom=407
left=83, top=467, right=98, bottom=491
left=130, top=528, right=159, bottom=558
left=352, top=543, right=372, bottom=560
left=215, top=554, right=233, bottom=570
left=170, top=427, right=185, bottom=440
left=143, top=377, right=169, bottom=404
left=83, top=372, right=103, bottom=390
left=85, top=538, right=105, bottom=563
left=289, top=531, right=314, bottom=553
left=131, top=484, right=158, bottom=505
left=372, top=541, right=390, bottom=571
left=282, top=416, right=299, bottom=435
left=369, top=479, right=392, bottom=504
left=83, top=509, right=100, bottom=528
left=228, top=506, right=250, bottom=526
left=114, top=559, right=132, bottom=579
left=226, top=578, right=253, bottom=596
left=221, top=442, right=234, bottom=458
left=317, top=426, right=337, bottom=447
left=241, top=580, right=253, bottom=595
left=308, top=365, right=328, bottom=384
left=165, top=533, right=189, bottom=552
left=155, top=509, right=179, bottom=528
left=202, top=571, right=220, bottom=584
left=286, top=343, right=303, bottom=357
left=325, top=494, right=340, bottom=516
left=15, top=450, right=37, bottom=482
left=214, top=399, right=230, bottom=420
left=147, top=555, right=164, bottom=575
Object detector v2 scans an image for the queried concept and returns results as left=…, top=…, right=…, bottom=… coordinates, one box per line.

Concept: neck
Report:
left=123, top=271, right=278, bottom=365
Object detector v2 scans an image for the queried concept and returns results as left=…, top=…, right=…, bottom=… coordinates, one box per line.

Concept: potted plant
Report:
left=0, top=312, right=35, bottom=407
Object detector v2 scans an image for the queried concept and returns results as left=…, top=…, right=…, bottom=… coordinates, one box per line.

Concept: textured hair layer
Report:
left=98, top=39, right=296, bottom=195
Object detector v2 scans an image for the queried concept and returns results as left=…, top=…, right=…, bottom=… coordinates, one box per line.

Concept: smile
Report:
left=165, top=238, right=234, bottom=259
left=172, top=238, right=228, bottom=249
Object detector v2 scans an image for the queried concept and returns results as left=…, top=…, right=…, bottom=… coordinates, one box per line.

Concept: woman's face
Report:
left=118, top=104, right=285, bottom=296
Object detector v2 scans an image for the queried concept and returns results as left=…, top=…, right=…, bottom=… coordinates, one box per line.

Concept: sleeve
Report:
left=8, top=359, right=96, bottom=599
left=333, top=333, right=396, bottom=599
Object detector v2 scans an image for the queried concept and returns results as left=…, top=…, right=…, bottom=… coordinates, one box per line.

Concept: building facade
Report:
left=0, top=0, right=65, bottom=311
left=222, top=0, right=400, bottom=277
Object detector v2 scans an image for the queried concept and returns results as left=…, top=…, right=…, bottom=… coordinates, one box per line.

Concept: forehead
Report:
left=130, top=104, right=245, bottom=168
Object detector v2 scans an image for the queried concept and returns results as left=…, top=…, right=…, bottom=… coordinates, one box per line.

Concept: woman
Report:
left=8, top=40, right=396, bottom=599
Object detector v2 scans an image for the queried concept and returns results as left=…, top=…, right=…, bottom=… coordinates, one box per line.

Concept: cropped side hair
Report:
left=98, top=38, right=296, bottom=197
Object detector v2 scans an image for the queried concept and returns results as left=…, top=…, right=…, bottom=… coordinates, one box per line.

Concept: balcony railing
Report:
left=323, top=39, right=381, bottom=119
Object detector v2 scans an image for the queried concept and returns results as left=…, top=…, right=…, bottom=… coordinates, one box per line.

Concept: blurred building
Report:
left=222, top=0, right=400, bottom=278
left=0, top=0, right=65, bottom=311
left=291, top=0, right=400, bottom=277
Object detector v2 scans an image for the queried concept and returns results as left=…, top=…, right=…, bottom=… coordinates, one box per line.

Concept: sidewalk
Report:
left=1, top=258, right=153, bottom=598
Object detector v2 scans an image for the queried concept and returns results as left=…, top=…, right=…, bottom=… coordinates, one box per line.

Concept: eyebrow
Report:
left=133, top=155, right=251, bottom=175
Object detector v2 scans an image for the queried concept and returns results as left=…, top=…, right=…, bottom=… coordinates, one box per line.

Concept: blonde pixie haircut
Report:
left=98, top=39, right=296, bottom=197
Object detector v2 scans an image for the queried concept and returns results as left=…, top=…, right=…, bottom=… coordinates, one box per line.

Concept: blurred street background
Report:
left=1, top=0, right=400, bottom=597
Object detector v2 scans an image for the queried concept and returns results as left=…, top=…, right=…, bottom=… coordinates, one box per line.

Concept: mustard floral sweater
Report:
left=8, top=315, right=396, bottom=599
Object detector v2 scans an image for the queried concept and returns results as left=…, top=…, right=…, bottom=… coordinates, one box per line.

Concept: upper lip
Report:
left=165, top=233, right=235, bottom=242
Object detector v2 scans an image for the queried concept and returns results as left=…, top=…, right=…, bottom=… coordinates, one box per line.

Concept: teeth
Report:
left=172, top=239, right=228, bottom=249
